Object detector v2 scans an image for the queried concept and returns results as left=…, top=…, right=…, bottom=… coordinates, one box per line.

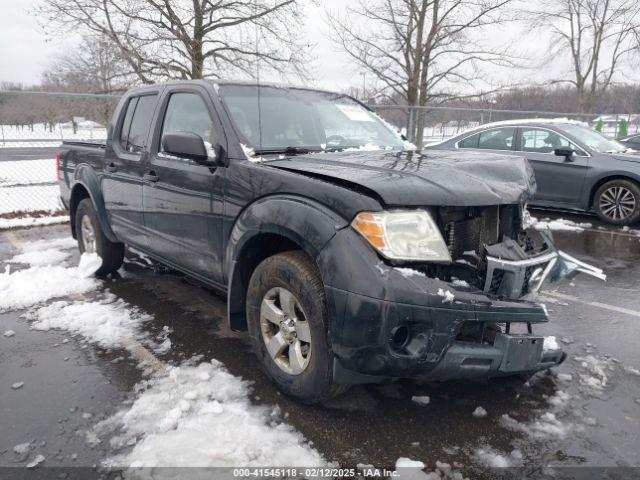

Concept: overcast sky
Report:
left=0, top=0, right=635, bottom=93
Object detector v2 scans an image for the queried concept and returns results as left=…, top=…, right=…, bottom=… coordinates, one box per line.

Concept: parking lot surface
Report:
left=1, top=211, right=639, bottom=478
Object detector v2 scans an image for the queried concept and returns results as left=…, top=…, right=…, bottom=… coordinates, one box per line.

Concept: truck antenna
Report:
left=254, top=8, right=263, bottom=149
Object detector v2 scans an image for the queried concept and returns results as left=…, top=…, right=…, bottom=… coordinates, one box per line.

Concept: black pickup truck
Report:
left=58, top=80, right=604, bottom=403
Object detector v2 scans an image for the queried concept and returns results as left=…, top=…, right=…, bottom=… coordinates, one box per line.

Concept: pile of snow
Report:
left=94, top=360, right=325, bottom=468
left=529, top=217, right=592, bottom=232
left=543, top=336, right=560, bottom=352
left=575, top=355, right=613, bottom=391
left=0, top=253, right=100, bottom=311
left=9, top=248, right=71, bottom=267
left=395, top=267, right=425, bottom=278
left=411, top=395, right=430, bottom=406
left=437, top=288, right=455, bottom=304
left=27, top=297, right=152, bottom=351
left=500, top=411, right=576, bottom=439
left=472, top=406, right=487, bottom=418
left=473, top=447, right=522, bottom=468
left=394, top=458, right=468, bottom=480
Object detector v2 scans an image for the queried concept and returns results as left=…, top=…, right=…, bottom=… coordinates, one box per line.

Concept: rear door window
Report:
left=458, top=132, right=480, bottom=148
left=124, top=95, right=157, bottom=154
left=477, top=128, right=515, bottom=150
left=119, top=97, right=138, bottom=150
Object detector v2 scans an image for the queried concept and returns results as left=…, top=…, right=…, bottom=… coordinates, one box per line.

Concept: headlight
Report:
left=351, top=210, right=451, bottom=262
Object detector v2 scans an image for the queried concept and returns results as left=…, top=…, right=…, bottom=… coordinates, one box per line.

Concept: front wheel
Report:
left=246, top=251, right=346, bottom=404
left=594, top=179, right=640, bottom=225
left=75, top=198, right=124, bottom=275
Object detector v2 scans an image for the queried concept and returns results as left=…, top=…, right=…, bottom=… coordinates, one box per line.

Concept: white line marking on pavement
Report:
left=543, top=290, right=640, bottom=318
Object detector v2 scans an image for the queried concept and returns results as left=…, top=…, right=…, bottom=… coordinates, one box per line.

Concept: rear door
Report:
left=516, top=127, right=589, bottom=206
left=102, top=93, right=158, bottom=247
left=143, top=86, right=226, bottom=284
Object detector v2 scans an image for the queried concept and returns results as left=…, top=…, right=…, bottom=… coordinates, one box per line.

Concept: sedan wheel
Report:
left=598, top=186, right=636, bottom=221
left=260, top=287, right=312, bottom=375
left=594, top=180, right=640, bottom=225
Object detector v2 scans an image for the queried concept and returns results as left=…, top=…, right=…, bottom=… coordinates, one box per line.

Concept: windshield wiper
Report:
left=253, top=146, right=323, bottom=155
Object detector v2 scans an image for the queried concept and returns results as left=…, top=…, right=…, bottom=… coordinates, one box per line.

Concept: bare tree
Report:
left=36, top=0, right=309, bottom=83
left=531, top=0, right=640, bottom=113
left=328, top=0, right=516, bottom=146
left=42, top=34, right=133, bottom=94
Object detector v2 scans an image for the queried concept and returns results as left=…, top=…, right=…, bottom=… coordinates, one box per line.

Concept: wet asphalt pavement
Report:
left=1, top=211, right=639, bottom=477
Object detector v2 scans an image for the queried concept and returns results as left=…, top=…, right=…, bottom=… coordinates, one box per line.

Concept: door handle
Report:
left=144, top=171, right=159, bottom=183
left=104, top=162, right=117, bottom=173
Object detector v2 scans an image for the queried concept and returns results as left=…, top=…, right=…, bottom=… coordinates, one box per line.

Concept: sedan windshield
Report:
left=217, top=84, right=405, bottom=152
left=561, top=124, right=628, bottom=154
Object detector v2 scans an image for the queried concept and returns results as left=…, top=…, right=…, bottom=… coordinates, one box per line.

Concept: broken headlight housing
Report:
left=352, top=210, right=451, bottom=262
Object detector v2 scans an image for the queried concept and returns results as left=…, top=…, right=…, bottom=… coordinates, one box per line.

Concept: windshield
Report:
left=217, top=84, right=405, bottom=152
left=560, top=124, right=628, bottom=154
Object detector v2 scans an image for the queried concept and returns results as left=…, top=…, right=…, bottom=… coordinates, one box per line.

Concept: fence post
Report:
left=407, top=107, right=415, bottom=143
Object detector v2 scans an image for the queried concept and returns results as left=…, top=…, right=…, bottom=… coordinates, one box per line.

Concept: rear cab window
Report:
left=118, top=94, right=158, bottom=155
left=458, top=127, right=515, bottom=151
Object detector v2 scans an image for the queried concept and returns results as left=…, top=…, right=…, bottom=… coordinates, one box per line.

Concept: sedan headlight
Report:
left=351, top=210, right=451, bottom=262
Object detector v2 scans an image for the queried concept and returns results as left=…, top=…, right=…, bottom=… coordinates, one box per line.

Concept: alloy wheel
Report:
left=599, top=186, right=636, bottom=221
left=80, top=215, right=97, bottom=253
left=259, top=287, right=312, bottom=375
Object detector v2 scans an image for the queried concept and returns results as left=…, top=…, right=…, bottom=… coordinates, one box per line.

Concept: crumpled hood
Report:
left=265, top=149, right=536, bottom=206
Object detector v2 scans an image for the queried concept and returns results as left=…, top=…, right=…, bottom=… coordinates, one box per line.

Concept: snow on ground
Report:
left=0, top=253, right=100, bottom=311
left=9, top=247, right=71, bottom=267
left=543, top=336, right=560, bottom=352
left=0, top=123, right=107, bottom=148
left=528, top=216, right=592, bottom=232
left=411, top=395, right=430, bottom=406
left=472, top=407, right=487, bottom=418
left=0, top=184, right=61, bottom=214
left=1, top=238, right=327, bottom=468
left=574, top=355, right=614, bottom=391
left=0, top=215, right=68, bottom=230
left=472, top=447, right=522, bottom=468
left=94, top=360, right=325, bottom=468
left=0, top=159, right=56, bottom=186
left=27, top=297, right=154, bottom=351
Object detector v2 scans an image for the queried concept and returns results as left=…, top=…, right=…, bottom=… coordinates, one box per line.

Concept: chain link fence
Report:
left=0, top=91, right=119, bottom=219
left=2, top=89, right=638, bottom=220
left=371, top=104, right=640, bottom=146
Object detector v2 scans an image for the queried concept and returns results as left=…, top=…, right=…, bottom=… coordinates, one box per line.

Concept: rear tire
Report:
left=75, top=198, right=124, bottom=275
left=594, top=179, right=640, bottom=225
left=246, top=250, right=347, bottom=404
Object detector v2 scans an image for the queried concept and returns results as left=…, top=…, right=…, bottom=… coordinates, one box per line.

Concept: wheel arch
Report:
left=69, top=165, right=118, bottom=242
left=225, top=195, right=348, bottom=331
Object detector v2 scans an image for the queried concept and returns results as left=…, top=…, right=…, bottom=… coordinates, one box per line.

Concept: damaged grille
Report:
left=435, top=205, right=552, bottom=300
left=440, top=205, right=515, bottom=260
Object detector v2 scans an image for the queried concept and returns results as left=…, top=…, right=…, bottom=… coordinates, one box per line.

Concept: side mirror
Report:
left=554, top=147, right=574, bottom=161
left=162, top=132, right=221, bottom=166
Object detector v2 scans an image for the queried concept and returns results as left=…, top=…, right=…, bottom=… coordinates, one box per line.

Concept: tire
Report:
left=593, top=179, right=640, bottom=225
left=75, top=198, right=124, bottom=275
left=246, top=250, right=347, bottom=404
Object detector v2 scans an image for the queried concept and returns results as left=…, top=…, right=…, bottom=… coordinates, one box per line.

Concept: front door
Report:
left=101, top=93, right=158, bottom=248
left=143, top=88, right=226, bottom=284
left=517, top=127, right=589, bottom=207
